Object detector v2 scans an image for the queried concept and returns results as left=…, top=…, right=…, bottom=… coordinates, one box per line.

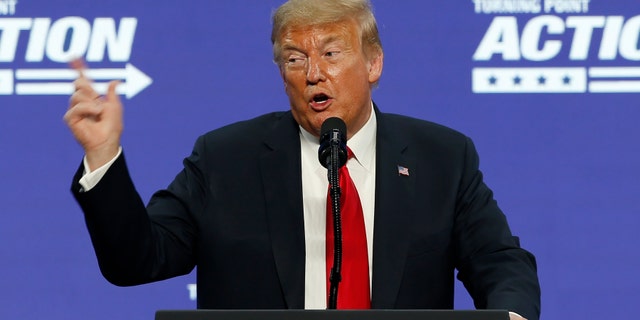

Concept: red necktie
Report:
left=326, top=148, right=371, bottom=309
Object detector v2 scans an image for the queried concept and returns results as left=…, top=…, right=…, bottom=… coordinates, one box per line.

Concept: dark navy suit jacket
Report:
left=72, top=107, right=540, bottom=320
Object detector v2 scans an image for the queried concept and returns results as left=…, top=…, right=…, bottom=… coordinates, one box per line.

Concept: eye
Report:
left=285, top=54, right=306, bottom=67
left=325, top=51, right=340, bottom=58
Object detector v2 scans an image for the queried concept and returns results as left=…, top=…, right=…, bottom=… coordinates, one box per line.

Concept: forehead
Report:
left=279, top=20, right=361, bottom=47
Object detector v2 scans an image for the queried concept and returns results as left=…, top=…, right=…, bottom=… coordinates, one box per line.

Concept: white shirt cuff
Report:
left=78, top=147, right=123, bottom=192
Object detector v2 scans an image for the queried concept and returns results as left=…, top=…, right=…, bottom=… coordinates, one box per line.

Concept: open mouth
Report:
left=309, top=92, right=333, bottom=111
left=312, top=93, right=330, bottom=103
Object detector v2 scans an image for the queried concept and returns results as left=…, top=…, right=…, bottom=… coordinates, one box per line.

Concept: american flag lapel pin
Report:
left=397, top=165, right=410, bottom=176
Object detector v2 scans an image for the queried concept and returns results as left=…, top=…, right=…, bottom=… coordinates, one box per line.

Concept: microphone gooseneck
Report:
left=318, top=117, right=347, bottom=309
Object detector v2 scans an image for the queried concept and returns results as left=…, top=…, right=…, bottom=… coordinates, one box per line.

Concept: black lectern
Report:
left=155, top=310, right=509, bottom=320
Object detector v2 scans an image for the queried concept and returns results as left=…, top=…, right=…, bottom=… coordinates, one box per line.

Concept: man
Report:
left=65, top=0, right=540, bottom=319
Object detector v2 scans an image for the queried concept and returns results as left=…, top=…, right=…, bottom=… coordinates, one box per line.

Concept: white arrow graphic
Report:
left=13, top=63, right=153, bottom=99
left=588, top=67, right=640, bottom=93
left=0, top=70, right=13, bottom=95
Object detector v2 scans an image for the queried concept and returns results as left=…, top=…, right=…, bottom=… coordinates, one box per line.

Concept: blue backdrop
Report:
left=1, top=0, right=638, bottom=319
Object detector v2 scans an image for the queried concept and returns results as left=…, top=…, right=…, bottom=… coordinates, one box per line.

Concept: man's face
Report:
left=277, top=20, right=383, bottom=139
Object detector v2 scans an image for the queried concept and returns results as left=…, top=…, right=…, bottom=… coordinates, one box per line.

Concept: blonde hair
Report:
left=271, top=0, right=382, bottom=63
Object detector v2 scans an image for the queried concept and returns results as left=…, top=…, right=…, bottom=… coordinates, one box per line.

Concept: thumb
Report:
left=105, top=80, right=121, bottom=103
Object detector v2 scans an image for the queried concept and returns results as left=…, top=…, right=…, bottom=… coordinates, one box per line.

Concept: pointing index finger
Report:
left=70, top=58, right=87, bottom=73
left=70, top=57, right=91, bottom=82
left=70, top=58, right=99, bottom=97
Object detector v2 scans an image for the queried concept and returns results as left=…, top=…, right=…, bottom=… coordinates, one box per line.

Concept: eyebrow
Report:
left=279, top=34, right=350, bottom=56
left=281, top=44, right=304, bottom=53
left=318, top=35, right=348, bottom=48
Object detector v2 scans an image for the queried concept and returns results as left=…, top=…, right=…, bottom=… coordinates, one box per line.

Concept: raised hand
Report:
left=64, top=59, right=123, bottom=171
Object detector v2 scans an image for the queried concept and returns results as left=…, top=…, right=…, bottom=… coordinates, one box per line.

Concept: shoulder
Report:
left=194, top=111, right=295, bottom=148
left=204, top=111, right=292, bottom=139
left=180, top=111, right=297, bottom=169
left=378, top=112, right=471, bottom=151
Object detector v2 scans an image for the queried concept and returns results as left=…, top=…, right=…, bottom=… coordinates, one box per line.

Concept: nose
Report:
left=306, top=58, right=326, bottom=84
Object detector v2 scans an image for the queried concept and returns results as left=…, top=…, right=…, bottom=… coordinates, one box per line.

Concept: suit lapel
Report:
left=371, top=111, right=417, bottom=308
left=256, top=110, right=416, bottom=309
left=259, top=112, right=306, bottom=309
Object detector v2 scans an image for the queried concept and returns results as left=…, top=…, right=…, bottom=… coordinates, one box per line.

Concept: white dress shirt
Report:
left=299, top=108, right=377, bottom=309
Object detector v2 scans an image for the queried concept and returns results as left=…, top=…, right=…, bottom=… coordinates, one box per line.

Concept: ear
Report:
left=367, top=50, right=384, bottom=84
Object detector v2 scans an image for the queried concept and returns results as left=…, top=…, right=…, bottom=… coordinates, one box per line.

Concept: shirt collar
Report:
left=346, top=104, right=376, bottom=172
left=299, top=103, right=377, bottom=172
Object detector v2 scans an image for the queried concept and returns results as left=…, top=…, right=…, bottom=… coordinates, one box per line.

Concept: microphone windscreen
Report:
left=318, top=117, right=347, bottom=168
left=320, top=117, right=347, bottom=139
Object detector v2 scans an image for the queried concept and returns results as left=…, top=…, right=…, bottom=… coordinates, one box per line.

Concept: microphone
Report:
left=318, top=117, right=347, bottom=169
left=318, top=117, right=347, bottom=309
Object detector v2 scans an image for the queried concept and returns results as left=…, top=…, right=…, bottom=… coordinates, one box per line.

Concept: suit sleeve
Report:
left=453, top=137, right=541, bottom=320
left=71, top=137, right=208, bottom=286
